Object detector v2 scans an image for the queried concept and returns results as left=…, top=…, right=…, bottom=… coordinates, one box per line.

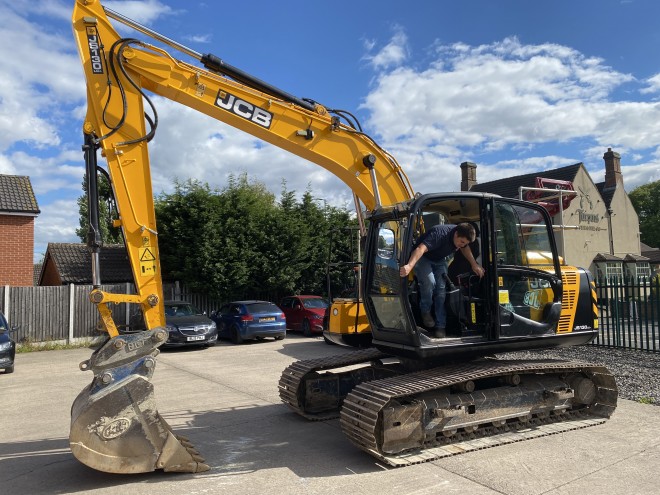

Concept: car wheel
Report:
left=302, top=319, right=312, bottom=337
left=5, top=364, right=14, bottom=374
left=274, top=334, right=285, bottom=340
left=231, top=325, right=243, bottom=345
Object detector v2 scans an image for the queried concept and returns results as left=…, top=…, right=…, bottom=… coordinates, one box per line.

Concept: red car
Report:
left=280, top=295, right=329, bottom=336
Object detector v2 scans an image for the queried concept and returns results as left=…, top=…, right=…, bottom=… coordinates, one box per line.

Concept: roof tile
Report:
left=0, top=175, right=40, bottom=214
left=469, top=163, right=582, bottom=199
left=46, top=243, right=133, bottom=284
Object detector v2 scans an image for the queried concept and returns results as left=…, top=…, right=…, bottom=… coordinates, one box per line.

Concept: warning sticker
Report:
left=139, top=247, right=157, bottom=277
left=140, top=247, right=156, bottom=261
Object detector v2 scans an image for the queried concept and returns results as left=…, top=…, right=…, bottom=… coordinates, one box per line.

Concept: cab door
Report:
left=490, top=198, right=563, bottom=338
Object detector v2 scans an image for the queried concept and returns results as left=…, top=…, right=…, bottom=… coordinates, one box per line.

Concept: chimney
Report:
left=603, top=148, right=623, bottom=190
left=460, top=161, right=477, bottom=191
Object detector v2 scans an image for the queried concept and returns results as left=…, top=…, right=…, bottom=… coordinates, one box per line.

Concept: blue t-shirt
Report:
left=417, top=224, right=458, bottom=262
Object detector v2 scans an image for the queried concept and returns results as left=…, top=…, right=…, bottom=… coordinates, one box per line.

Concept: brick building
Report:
left=0, top=175, right=40, bottom=286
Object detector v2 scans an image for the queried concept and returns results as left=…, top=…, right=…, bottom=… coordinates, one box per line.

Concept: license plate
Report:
left=260, top=317, right=275, bottom=322
left=187, top=335, right=205, bottom=341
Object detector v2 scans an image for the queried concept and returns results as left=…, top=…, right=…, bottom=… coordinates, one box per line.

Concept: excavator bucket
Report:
left=69, top=328, right=210, bottom=474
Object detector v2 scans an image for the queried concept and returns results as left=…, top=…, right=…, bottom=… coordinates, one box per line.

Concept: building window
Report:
left=605, top=262, right=623, bottom=281
left=636, top=262, right=651, bottom=281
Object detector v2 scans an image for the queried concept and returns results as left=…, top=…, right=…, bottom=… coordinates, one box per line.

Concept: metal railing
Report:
left=593, top=275, right=659, bottom=352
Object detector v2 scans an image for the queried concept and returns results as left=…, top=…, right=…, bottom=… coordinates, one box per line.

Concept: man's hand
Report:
left=472, top=264, right=485, bottom=278
left=400, top=244, right=427, bottom=278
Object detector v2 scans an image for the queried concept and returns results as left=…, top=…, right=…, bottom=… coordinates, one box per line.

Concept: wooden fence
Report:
left=0, top=282, right=231, bottom=344
left=0, top=284, right=132, bottom=344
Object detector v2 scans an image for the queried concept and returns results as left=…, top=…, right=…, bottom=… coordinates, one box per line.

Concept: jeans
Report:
left=416, top=256, right=448, bottom=327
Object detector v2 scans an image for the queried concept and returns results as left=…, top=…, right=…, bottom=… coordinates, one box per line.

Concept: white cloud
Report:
left=621, top=161, right=660, bottom=191
left=183, top=34, right=212, bottom=44
left=3, top=1, right=70, bottom=20
left=103, top=0, right=176, bottom=25
left=5, top=10, right=660, bottom=263
left=363, top=26, right=409, bottom=71
left=138, top=99, right=357, bottom=205
left=0, top=2, right=83, bottom=152
left=4, top=150, right=84, bottom=196
left=0, top=155, right=17, bottom=175
left=360, top=34, right=658, bottom=194
left=640, top=73, right=660, bottom=95
left=34, top=198, right=81, bottom=261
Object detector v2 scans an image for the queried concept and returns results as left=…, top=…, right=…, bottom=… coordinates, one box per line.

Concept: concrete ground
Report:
left=1, top=333, right=659, bottom=495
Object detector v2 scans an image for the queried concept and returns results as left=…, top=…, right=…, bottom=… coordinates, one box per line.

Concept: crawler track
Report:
left=278, top=348, right=388, bottom=420
left=280, top=352, right=617, bottom=466
left=340, top=358, right=617, bottom=466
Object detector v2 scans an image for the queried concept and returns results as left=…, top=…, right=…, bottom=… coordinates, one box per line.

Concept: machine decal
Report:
left=215, top=90, right=273, bottom=129
left=85, top=27, right=104, bottom=74
left=139, top=247, right=157, bottom=276
left=523, top=290, right=543, bottom=310
left=89, top=416, right=131, bottom=440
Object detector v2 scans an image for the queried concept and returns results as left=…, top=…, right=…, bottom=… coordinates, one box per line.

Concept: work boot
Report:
left=421, top=312, right=435, bottom=328
left=432, top=327, right=446, bottom=338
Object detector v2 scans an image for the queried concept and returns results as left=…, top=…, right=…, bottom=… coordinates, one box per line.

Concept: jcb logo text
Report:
left=215, top=91, right=272, bottom=129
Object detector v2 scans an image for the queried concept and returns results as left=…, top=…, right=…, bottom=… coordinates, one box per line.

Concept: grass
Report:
left=638, top=396, right=656, bottom=405
left=16, top=338, right=95, bottom=353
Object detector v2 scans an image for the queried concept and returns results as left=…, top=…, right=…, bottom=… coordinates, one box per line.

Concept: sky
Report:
left=2, top=0, right=660, bottom=262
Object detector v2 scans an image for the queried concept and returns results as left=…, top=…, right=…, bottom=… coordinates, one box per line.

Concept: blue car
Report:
left=212, top=300, right=286, bottom=344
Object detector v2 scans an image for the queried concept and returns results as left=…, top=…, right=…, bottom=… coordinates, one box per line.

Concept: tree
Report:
left=209, top=173, right=283, bottom=300
left=323, top=211, right=361, bottom=299
left=154, top=174, right=357, bottom=302
left=629, top=180, right=660, bottom=248
left=155, top=178, right=221, bottom=292
left=76, top=173, right=123, bottom=244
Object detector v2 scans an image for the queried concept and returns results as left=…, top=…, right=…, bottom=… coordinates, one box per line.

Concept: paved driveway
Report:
left=1, top=334, right=659, bottom=495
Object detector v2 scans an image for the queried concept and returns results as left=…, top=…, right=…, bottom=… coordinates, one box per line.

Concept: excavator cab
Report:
left=363, top=193, right=598, bottom=361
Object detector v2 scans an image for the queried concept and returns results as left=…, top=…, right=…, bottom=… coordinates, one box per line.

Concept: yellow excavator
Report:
left=70, top=0, right=617, bottom=473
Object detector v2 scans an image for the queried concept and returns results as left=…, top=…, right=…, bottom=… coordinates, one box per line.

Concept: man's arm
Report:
left=400, top=244, right=428, bottom=277
left=459, top=245, right=485, bottom=278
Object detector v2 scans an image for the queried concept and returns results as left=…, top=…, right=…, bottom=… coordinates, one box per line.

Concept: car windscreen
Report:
left=246, top=303, right=279, bottom=314
left=165, top=304, right=201, bottom=317
left=303, top=299, right=329, bottom=309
